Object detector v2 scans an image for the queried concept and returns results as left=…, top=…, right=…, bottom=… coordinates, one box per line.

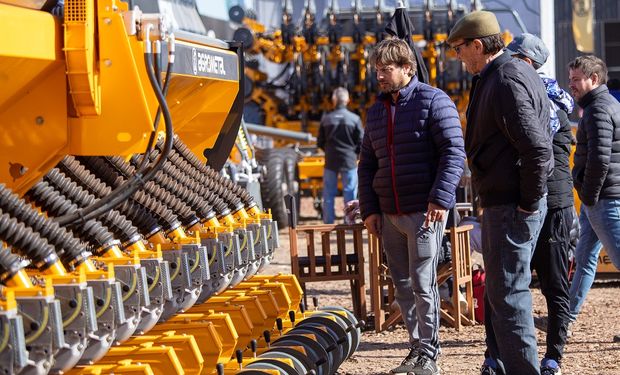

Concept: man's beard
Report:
left=379, top=81, right=404, bottom=94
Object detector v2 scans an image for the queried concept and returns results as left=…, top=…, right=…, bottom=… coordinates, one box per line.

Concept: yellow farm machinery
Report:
left=0, top=0, right=363, bottom=374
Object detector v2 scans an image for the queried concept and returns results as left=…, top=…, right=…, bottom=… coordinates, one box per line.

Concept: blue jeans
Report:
left=481, top=199, right=547, bottom=375
left=322, top=168, right=357, bottom=224
left=569, top=199, right=620, bottom=320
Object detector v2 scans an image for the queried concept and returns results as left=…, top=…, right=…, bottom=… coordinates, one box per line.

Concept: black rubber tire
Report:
left=256, top=148, right=298, bottom=229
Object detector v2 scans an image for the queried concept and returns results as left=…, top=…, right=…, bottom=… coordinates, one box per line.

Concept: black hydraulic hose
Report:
left=136, top=43, right=175, bottom=175
left=0, top=210, right=59, bottom=271
left=27, top=181, right=118, bottom=255
left=0, top=183, right=89, bottom=269
left=58, top=156, right=163, bottom=237
left=0, top=247, right=24, bottom=284
left=79, top=157, right=188, bottom=232
left=102, top=156, right=199, bottom=228
left=45, top=168, right=142, bottom=246
left=54, top=37, right=175, bottom=227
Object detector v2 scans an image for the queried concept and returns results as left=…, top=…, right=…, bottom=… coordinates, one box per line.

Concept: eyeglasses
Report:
left=452, top=41, right=471, bottom=54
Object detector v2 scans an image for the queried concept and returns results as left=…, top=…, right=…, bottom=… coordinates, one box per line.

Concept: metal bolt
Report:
left=104, top=18, right=111, bottom=25
left=104, top=59, right=112, bottom=67
left=35, top=116, right=44, bottom=125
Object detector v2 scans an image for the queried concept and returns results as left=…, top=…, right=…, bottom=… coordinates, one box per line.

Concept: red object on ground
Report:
left=472, top=266, right=485, bottom=323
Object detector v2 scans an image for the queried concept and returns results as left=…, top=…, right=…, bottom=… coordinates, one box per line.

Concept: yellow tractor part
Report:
left=0, top=0, right=241, bottom=195
left=125, top=332, right=204, bottom=375
left=202, top=295, right=269, bottom=339
left=66, top=360, right=156, bottom=375
left=96, top=343, right=184, bottom=375
left=149, top=316, right=225, bottom=371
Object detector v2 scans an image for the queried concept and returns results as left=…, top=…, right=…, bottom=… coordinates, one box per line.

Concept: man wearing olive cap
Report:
left=448, top=11, right=553, bottom=375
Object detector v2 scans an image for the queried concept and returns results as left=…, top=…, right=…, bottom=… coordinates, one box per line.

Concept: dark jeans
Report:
left=481, top=199, right=547, bottom=375
left=531, top=206, right=572, bottom=364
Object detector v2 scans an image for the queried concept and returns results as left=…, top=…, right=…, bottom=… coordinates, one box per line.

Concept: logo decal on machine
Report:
left=172, top=43, right=238, bottom=81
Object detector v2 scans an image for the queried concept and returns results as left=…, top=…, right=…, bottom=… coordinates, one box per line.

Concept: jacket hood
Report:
left=540, top=74, right=574, bottom=114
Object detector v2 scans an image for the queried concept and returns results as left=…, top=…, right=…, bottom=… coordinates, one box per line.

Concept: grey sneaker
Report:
left=408, top=354, right=440, bottom=375
left=390, top=348, right=420, bottom=374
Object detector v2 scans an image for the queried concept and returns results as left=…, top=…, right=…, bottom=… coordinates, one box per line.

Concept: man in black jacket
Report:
left=508, top=33, right=575, bottom=375
left=447, top=11, right=552, bottom=375
left=568, top=55, right=620, bottom=326
left=317, top=87, right=364, bottom=224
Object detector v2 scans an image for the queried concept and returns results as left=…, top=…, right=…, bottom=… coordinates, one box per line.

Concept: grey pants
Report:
left=382, top=212, right=446, bottom=360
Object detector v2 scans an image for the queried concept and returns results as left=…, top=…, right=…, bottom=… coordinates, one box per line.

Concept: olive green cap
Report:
left=447, top=11, right=500, bottom=44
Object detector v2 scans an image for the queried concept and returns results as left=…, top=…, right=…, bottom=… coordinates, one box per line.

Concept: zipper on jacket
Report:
left=385, top=101, right=402, bottom=215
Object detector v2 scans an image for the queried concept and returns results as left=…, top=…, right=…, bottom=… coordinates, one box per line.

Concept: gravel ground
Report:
left=263, top=197, right=620, bottom=375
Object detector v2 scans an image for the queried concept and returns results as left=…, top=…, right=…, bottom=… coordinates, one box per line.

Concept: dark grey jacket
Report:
left=465, top=52, right=552, bottom=212
left=573, top=84, right=620, bottom=206
left=317, top=105, right=364, bottom=172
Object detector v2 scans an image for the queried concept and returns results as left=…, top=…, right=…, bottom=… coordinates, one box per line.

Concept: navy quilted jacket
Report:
left=358, top=76, right=466, bottom=220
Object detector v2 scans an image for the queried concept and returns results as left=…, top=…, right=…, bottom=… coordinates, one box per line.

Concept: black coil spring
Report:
left=27, top=180, right=117, bottom=254
left=59, top=156, right=163, bottom=237
left=45, top=168, right=142, bottom=246
left=0, top=210, right=59, bottom=271
left=78, top=156, right=183, bottom=233
left=131, top=152, right=217, bottom=220
left=173, top=136, right=255, bottom=207
left=0, top=183, right=88, bottom=269
left=166, top=151, right=239, bottom=213
left=103, top=156, right=199, bottom=228
left=0, top=246, right=24, bottom=284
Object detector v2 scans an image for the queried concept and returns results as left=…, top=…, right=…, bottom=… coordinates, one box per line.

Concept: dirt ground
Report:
left=262, top=197, right=620, bottom=375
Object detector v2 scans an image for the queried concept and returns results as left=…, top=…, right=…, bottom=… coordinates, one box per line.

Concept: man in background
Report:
left=317, top=87, right=364, bottom=224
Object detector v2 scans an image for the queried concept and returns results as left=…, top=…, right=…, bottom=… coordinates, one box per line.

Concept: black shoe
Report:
left=409, top=354, right=440, bottom=375
left=390, top=348, right=420, bottom=374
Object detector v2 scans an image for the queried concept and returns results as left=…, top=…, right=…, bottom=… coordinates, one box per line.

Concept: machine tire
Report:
left=256, top=148, right=299, bottom=229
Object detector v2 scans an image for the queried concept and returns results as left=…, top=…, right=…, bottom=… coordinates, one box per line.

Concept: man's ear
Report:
left=402, top=64, right=412, bottom=76
left=472, top=39, right=483, bottom=52
left=591, top=72, right=600, bottom=86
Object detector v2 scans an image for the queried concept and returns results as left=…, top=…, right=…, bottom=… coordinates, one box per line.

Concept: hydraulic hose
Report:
left=58, top=156, right=164, bottom=237
left=78, top=156, right=192, bottom=232
left=101, top=156, right=200, bottom=228
left=45, top=168, right=143, bottom=246
left=0, top=183, right=89, bottom=270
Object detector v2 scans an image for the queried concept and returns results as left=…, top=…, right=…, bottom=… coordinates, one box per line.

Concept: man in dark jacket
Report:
left=569, top=55, right=620, bottom=325
left=317, top=87, right=364, bottom=224
left=508, top=33, right=575, bottom=375
left=447, top=11, right=552, bottom=375
left=359, top=38, right=465, bottom=375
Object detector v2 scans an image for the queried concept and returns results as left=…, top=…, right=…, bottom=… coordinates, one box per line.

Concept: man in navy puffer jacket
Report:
left=358, top=38, right=465, bottom=375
